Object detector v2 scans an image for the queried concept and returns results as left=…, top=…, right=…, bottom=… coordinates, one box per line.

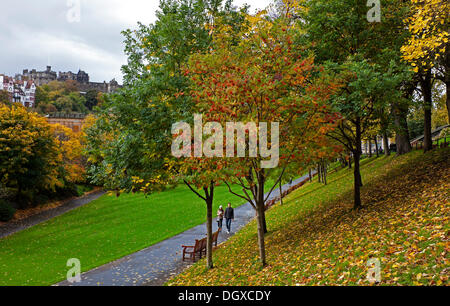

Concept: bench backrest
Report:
left=193, top=239, right=202, bottom=252
left=201, top=237, right=207, bottom=250
left=212, top=230, right=219, bottom=242
left=194, top=237, right=207, bottom=252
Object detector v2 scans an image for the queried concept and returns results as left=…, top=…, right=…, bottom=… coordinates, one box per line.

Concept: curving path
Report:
left=0, top=190, right=105, bottom=239
left=57, top=174, right=312, bottom=286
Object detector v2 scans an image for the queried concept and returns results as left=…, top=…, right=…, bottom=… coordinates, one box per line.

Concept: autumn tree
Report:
left=401, top=0, right=450, bottom=123
left=51, top=123, right=86, bottom=184
left=0, top=104, right=63, bottom=207
left=185, top=14, right=339, bottom=265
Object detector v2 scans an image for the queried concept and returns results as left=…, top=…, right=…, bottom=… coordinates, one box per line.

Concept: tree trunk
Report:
left=317, top=163, right=321, bottom=183
left=354, top=151, right=362, bottom=209
left=368, top=139, right=372, bottom=157
left=308, top=169, right=312, bottom=182
left=444, top=48, right=450, bottom=124
left=374, top=136, right=379, bottom=157
left=348, top=155, right=352, bottom=169
left=206, top=198, right=213, bottom=269
left=446, top=79, right=450, bottom=124
left=394, top=107, right=412, bottom=155
left=204, top=185, right=214, bottom=269
left=320, top=163, right=323, bottom=183
left=279, top=178, right=283, bottom=205
left=262, top=204, right=268, bottom=234
left=383, top=131, right=390, bottom=156
left=393, top=86, right=413, bottom=155
left=256, top=170, right=266, bottom=266
left=421, top=70, right=433, bottom=152
left=185, top=180, right=215, bottom=269
left=323, top=162, right=327, bottom=185
left=353, top=118, right=362, bottom=210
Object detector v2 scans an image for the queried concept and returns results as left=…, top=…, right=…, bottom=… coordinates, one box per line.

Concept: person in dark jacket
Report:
left=224, top=203, right=234, bottom=233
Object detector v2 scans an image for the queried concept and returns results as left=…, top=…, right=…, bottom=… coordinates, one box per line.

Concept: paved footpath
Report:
left=57, top=174, right=311, bottom=286
left=0, top=190, right=105, bottom=239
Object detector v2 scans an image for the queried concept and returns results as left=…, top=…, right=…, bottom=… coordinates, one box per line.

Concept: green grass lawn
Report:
left=168, top=148, right=449, bottom=286
left=0, top=180, right=276, bottom=286
left=436, top=136, right=449, bottom=145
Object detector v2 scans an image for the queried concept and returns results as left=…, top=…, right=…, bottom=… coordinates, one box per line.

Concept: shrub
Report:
left=32, top=194, right=50, bottom=206
left=0, top=200, right=16, bottom=222
left=440, top=127, right=449, bottom=138
left=76, top=184, right=93, bottom=196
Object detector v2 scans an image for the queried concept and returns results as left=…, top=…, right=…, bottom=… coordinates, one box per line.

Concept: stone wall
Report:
left=46, top=116, right=85, bottom=133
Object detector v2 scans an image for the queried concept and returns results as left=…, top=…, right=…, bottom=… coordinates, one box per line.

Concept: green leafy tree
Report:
left=302, top=0, right=413, bottom=207
left=325, top=59, right=404, bottom=209
left=86, top=0, right=245, bottom=269
left=34, top=80, right=87, bottom=114
left=85, top=89, right=100, bottom=110
left=0, top=90, right=11, bottom=106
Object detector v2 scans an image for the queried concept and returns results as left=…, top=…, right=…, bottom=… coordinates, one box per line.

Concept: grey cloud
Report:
left=0, top=0, right=270, bottom=83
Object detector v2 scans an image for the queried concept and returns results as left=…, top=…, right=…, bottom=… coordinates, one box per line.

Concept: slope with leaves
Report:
left=168, top=148, right=449, bottom=285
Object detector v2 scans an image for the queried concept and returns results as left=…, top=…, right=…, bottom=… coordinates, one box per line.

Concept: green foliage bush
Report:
left=34, top=81, right=90, bottom=114
left=440, top=127, right=449, bottom=138
left=75, top=185, right=93, bottom=197
left=0, top=199, right=15, bottom=222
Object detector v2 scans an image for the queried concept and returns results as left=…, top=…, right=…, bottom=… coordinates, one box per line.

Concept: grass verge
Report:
left=168, top=148, right=449, bottom=286
left=0, top=181, right=267, bottom=285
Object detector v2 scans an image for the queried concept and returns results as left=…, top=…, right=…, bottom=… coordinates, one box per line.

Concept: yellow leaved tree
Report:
left=51, top=123, right=86, bottom=184
left=401, top=0, right=449, bottom=71
left=401, top=0, right=450, bottom=123
left=0, top=104, right=62, bottom=206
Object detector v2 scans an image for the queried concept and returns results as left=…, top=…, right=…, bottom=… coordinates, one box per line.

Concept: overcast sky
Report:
left=0, top=0, right=272, bottom=84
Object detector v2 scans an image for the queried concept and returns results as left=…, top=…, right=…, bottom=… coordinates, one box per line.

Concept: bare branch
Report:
left=183, top=180, right=206, bottom=202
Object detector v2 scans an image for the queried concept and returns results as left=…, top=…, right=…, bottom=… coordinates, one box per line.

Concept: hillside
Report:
left=168, top=148, right=449, bottom=286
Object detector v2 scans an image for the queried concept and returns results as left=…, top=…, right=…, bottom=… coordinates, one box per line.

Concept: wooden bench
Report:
left=182, top=237, right=206, bottom=262
left=182, top=230, right=220, bottom=262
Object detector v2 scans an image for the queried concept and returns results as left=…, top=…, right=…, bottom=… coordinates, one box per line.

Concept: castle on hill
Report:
left=16, top=66, right=121, bottom=93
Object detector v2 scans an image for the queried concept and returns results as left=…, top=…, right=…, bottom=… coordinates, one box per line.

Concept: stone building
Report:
left=20, top=66, right=57, bottom=86
left=78, top=78, right=121, bottom=94
left=17, top=66, right=121, bottom=93
left=58, top=69, right=89, bottom=84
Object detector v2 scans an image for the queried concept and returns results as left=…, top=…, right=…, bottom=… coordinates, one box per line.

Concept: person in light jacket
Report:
left=217, top=205, right=224, bottom=231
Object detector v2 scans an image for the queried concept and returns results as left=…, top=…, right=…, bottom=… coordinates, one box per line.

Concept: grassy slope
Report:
left=0, top=181, right=272, bottom=286
left=168, top=148, right=449, bottom=286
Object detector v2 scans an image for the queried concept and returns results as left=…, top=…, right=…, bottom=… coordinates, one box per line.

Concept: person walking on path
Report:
left=224, top=203, right=234, bottom=234
left=217, top=205, right=224, bottom=231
